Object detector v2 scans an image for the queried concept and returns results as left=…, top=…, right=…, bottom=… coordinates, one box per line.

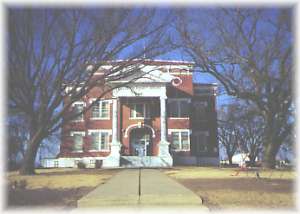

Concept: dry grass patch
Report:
left=164, top=167, right=296, bottom=180
left=6, top=168, right=120, bottom=208
left=8, top=169, right=115, bottom=189
left=164, top=167, right=296, bottom=210
left=199, top=189, right=295, bottom=209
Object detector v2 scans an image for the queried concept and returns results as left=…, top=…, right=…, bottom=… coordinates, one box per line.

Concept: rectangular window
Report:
left=170, top=130, right=190, bottom=151
left=89, top=131, right=110, bottom=151
left=130, top=103, right=150, bottom=118
left=72, top=103, right=84, bottom=121
left=71, top=131, right=85, bottom=152
left=168, top=99, right=190, bottom=118
left=91, top=102, right=100, bottom=118
left=91, top=100, right=110, bottom=119
left=172, top=132, right=180, bottom=150
left=91, top=132, right=99, bottom=150
left=181, top=132, right=190, bottom=150
left=101, top=101, right=110, bottom=118
left=100, top=132, right=109, bottom=150
left=73, top=134, right=83, bottom=151
left=135, top=103, right=144, bottom=118
left=180, top=100, right=189, bottom=117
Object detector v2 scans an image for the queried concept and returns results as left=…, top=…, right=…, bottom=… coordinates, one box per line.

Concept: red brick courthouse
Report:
left=42, top=60, right=219, bottom=168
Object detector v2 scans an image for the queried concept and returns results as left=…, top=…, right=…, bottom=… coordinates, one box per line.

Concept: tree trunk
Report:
left=228, top=155, right=233, bottom=165
left=261, top=112, right=282, bottom=169
left=249, top=155, right=256, bottom=167
left=262, top=141, right=280, bottom=169
left=19, top=131, right=44, bottom=175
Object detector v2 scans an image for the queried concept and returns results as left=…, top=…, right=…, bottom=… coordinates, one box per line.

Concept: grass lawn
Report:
left=6, top=168, right=120, bottom=208
left=164, top=167, right=296, bottom=210
left=6, top=167, right=297, bottom=210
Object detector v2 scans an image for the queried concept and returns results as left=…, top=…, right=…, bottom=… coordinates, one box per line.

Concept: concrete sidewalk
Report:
left=77, top=169, right=206, bottom=208
left=139, top=169, right=204, bottom=206
left=77, top=169, right=139, bottom=207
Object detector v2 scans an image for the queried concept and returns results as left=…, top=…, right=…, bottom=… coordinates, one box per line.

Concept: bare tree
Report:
left=219, top=102, right=263, bottom=166
left=7, top=114, right=28, bottom=170
left=218, top=122, right=240, bottom=165
left=175, top=8, right=293, bottom=168
left=239, top=111, right=264, bottom=166
left=8, top=8, right=172, bottom=175
left=218, top=104, right=243, bottom=165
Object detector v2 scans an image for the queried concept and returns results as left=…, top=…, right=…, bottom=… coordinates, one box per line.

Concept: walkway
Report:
left=77, top=169, right=207, bottom=208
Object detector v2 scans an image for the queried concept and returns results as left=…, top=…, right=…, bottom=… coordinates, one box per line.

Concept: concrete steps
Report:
left=120, top=156, right=172, bottom=168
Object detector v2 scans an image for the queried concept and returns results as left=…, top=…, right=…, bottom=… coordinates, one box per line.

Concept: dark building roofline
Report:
left=193, top=83, right=218, bottom=87
left=100, top=59, right=195, bottom=66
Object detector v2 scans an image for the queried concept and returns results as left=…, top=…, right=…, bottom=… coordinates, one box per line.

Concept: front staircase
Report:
left=120, top=156, right=173, bottom=168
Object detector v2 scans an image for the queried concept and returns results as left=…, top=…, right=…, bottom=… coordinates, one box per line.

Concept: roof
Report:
left=100, top=59, right=195, bottom=66
left=194, top=83, right=218, bottom=87
left=110, top=67, right=176, bottom=84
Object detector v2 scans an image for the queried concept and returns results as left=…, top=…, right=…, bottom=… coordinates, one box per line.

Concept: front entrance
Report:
left=130, top=128, right=152, bottom=156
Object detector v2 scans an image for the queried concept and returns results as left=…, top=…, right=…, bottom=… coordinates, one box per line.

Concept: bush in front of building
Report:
left=77, top=161, right=86, bottom=169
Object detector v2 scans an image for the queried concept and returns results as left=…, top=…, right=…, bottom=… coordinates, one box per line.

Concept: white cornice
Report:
left=110, top=67, right=177, bottom=84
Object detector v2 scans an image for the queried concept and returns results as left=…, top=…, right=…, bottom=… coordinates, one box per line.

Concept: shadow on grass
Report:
left=7, top=187, right=92, bottom=208
left=35, top=168, right=122, bottom=176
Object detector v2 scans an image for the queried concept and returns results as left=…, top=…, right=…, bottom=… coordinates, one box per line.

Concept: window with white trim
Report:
left=71, top=131, right=85, bottom=152
left=91, top=100, right=110, bottom=119
left=129, top=103, right=150, bottom=119
left=89, top=130, right=111, bottom=151
left=194, top=131, right=209, bottom=152
left=168, top=99, right=190, bottom=118
left=72, top=102, right=84, bottom=121
left=170, top=130, right=190, bottom=151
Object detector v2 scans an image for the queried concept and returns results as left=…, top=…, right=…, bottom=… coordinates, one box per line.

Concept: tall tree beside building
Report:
left=7, top=114, right=28, bottom=170
left=176, top=8, right=293, bottom=168
left=8, top=8, right=171, bottom=175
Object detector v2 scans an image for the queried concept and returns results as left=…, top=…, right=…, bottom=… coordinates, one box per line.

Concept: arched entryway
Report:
left=129, top=128, right=152, bottom=156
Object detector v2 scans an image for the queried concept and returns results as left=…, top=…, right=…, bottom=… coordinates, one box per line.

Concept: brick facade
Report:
left=55, top=60, right=218, bottom=167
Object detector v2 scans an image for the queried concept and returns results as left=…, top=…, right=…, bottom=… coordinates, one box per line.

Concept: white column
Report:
left=158, top=95, right=172, bottom=166
left=103, top=98, right=121, bottom=168
left=160, top=96, right=167, bottom=142
left=112, top=98, right=118, bottom=143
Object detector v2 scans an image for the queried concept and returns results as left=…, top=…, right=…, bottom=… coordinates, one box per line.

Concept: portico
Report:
left=103, top=69, right=175, bottom=167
